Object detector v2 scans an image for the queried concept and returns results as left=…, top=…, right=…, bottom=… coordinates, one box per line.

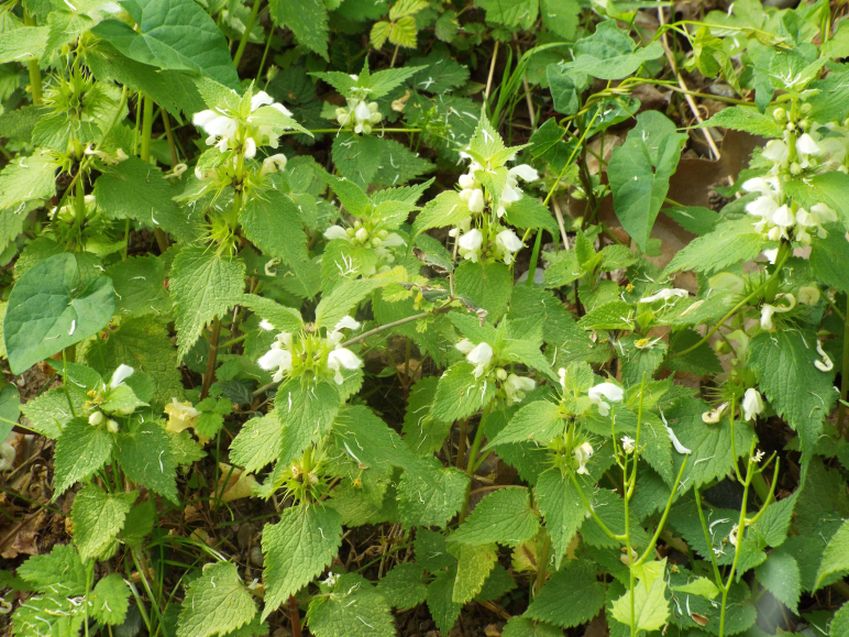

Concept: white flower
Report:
left=261, top=153, right=288, bottom=175
left=760, top=304, right=777, bottom=331
left=621, top=435, right=636, bottom=454
left=193, top=90, right=293, bottom=156
left=814, top=339, right=834, bottom=372
left=258, top=332, right=294, bottom=383
left=574, top=441, right=594, bottom=475
left=459, top=186, right=485, bottom=213
left=727, top=524, right=739, bottom=547
left=701, top=402, right=728, bottom=424
left=251, top=90, right=291, bottom=115
left=109, top=364, right=134, bottom=389
left=193, top=109, right=238, bottom=151
left=259, top=319, right=274, bottom=331
left=557, top=367, right=567, bottom=392
left=796, top=133, right=821, bottom=156
left=88, top=411, right=105, bottom=427
left=752, top=449, right=765, bottom=463
left=457, top=228, right=484, bottom=262
left=661, top=411, right=692, bottom=454
left=762, top=248, right=779, bottom=264
left=494, top=229, right=523, bottom=265
left=323, top=225, right=350, bottom=241
left=106, top=419, right=119, bottom=434
left=588, top=382, right=624, bottom=416
left=328, top=315, right=361, bottom=344
left=741, top=388, right=764, bottom=422
left=456, top=339, right=494, bottom=378
left=504, top=374, right=535, bottom=404
left=760, top=293, right=795, bottom=331
left=326, top=346, right=362, bottom=384
left=496, top=164, right=538, bottom=217
left=761, top=140, right=788, bottom=163
left=639, top=288, right=688, bottom=304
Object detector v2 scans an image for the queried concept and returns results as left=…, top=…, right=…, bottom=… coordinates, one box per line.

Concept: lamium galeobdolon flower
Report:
left=258, top=316, right=363, bottom=386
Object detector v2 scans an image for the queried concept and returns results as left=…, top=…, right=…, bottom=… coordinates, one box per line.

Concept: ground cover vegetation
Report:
left=2, top=0, right=849, bottom=635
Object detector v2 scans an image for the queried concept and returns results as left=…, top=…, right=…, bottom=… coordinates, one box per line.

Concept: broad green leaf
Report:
left=377, top=563, right=427, bottom=610
left=89, top=574, right=131, bottom=626
left=18, top=544, right=86, bottom=594
left=750, top=330, right=836, bottom=451
left=431, top=363, right=496, bottom=423
left=5, top=253, right=115, bottom=374
left=475, top=0, right=538, bottom=29
left=611, top=559, right=670, bottom=632
left=71, top=484, right=136, bottom=561
left=0, top=151, right=57, bottom=211
left=0, top=383, right=20, bottom=443
left=525, top=561, right=605, bottom=628
left=275, top=379, right=340, bottom=464
left=671, top=576, right=719, bottom=599
left=535, top=469, right=587, bottom=569
left=114, top=420, right=178, bottom=504
left=502, top=616, right=563, bottom=637
left=397, top=461, right=468, bottom=528
left=608, top=111, right=686, bottom=252
left=455, top=260, right=513, bottom=320
left=503, top=196, right=558, bottom=235
left=92, top=0, right=238, bottom=87
left=229, top=412, right=282, bottom=474
left=570, top=21, right=663, bottom=80
left=0, top=26, right=49, bottom=63
left=314, top=277, right=383, bottom=331
left=540, top=0, right=579, bottom=38
left=21, top=385, right=86, bottom=440
left=306, top=573, right=394, bottom=637
left=702, top=105, right=783, bottom=137
left=241, top=192, right=308, bottom=268
left=412, top=191, right=469, bottom=235
left=832, top=601, right=849, bottom=637
left=426, top=569, right=463, bottom=635
left=240, top=295, right=304, bottom=333
left=814, top=518, right=849, bottom=591
left=756, top=551, right=800, bottom=612
left=452, top=543, right=497, bottom=604
left=261, top=504, right=343, bottom=619
left=177, top=562, right=258, bottom=637
left=486, top=400, right=563, bottom=448
left=106, top=256, right=170, bottom=319
left=450, top=487, right=539, bottom=547
left=810, top=228, right=849, bottom=293
left=53, top=419, right=114, bottom=497
left=665, top=217, right=764, bottom=274
left=269, top=0, right=328, bottom=60
left=169, top=247, right=245, bottom=360
left=94, top=158, right=197, bottom=242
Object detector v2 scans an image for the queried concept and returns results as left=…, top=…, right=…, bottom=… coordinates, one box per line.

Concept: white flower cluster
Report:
left=454, top=338, right=535, bottom=404
left=457, top=158, right=538, bottom=218
left=336, top=96, right=383, bottom=135
left=452, top=227, right=524, bottom=266
left=743, top=176, right=836, bottom=244
left=87, top=364, right=135, bottom=433
left=192, top=90, right=293, bottom=160
left=324, top=219, right=405, bottom=262
left=587, top=381, right=624, bottom=417
left=257, top=316, right=363, bottom=385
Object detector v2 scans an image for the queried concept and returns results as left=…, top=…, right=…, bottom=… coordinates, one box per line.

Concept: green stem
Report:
left=840, top=293, right=849, bottom=433
left=140, top=94, right=154, bottom=163
left=458, top=417, right=489, bottom=522
left=568, top=471, right=626, bottom=542
left=23, top=11, right=43, bottom=105
left=233, top=0, right=262, bottom=69
left=694, top=489, right=724, bottom=585
left=635, top=456, right=689, bottom=565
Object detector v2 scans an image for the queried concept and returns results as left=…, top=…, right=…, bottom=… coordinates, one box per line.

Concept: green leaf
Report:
left=431, top=363, right=496, bottom=423
left=177, top=562, right=258, bottom=637
left=455, top=260, right=513, bottom=320
left=540, top=0, right=579, bottom=39
left=475, top=0, right=538, bottom=29
left=115, top=420, right=178, bottom=504
left=261, top=504, right=343, bottom=619
left=412, top=191, right=469, bottom=235
left=306, top=573, right=394, bottom=637
left=665, top=217, right=764, bottom=274
left=671, top=576, right=719, bottom=599
left=92, top=0, right=238, bottom=87
left=169, top=247, right=245, bottom=360
left=535, top=469, right=587, bottom=569
left=275, top=379, right=340, bottom=464
left=0, top=151, right=57, bottom=211
left=0, top=383, right=20, bottom=443
left=750, top=330, right=836, bottom=451
left=426, top=569, right=463, bottom=635
left=702, top=106, right=783, bottom=138
left=756, top=551, right=800, bottom=612
left=71, top=484, right=136, bottom=561
left=18, top=544, right=86, bottom=594
left=377, top=563, right=427, bottom=610
left=611, top=559, right=670, bottom=632
left=503, top=196, right=558, bottom=236
left=94, top=158, right=197, bottom=243
left=450, top=487, right=539, bottom=547
left=106, top=256, right=170, bottom=319
left=811, top=228, right=849, bottom=293
left=242, top=191, right=308, bottom=268
left=269, top=0, right=328, bottom=60
left=21, top=386, right=86, bottom=440
left=229, top=412, right=282, bottom=474
left=53, top=419, right=114, bottom=497
left=486, top=400, right=563, bottom=448
left=397, top=461, right=468, bottom=528
left=452, top=543, right=497, bottom=604
left=608, top=111, right=686, bottom=252
left=502, top=616, right=563, bottom=637
left=832, top=601, right=849, bottom=637
left=89, top=574, right=131, bottom=626
left=0, top=26, right=49, bottom=63
left=570, top=21, right=663, bottom=80
left=5, top=253, right=115, bottom=375
left=525, top=561, right=605, bottom=628
left=814, top=518, right=849, bottom=591
left=314, top=277, right=384, bottom=331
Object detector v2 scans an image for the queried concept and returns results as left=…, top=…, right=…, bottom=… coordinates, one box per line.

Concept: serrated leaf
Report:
left=452, top=543, right=497, bottom=604
left=756, top=551, right=800, bottom=612
left=115, top=420, right=178, bottom=504
left=229, top=412, right=281, bottom=474
left=750, top=330, right=836, bottom=451
left=450, top=487, right=539, bottom=547
left=242, top=191, right=308, bottom=268
left=702, top=106, right=783, bottom=138
left=18, top=544, right=86, bottom=594
left=671, top=576, right=719, bottom=599
left=397, top=461, right=468, bottom=528
left=609, top=111, right=686, bottom=252
left=611, top=559, right=670, bottom=632
left=570, top=21, right=663, bottom=80
left=306, top=573, right=394, bottom=637
left=502, top=616, right=563, bottom=637
left=526, top=561, right=605, bottom=628
left=261, top=504, right=343, bottom=619
left=275, top=379, right=340, bottom=464
left=431, top=363, right=496, bottom=423
left=455, top=260, right=513, bottom=320
left=503, top=196, right=558, bottom=235
left=0, top=151, right=57, bottom=211
left=5, top=253, right=115, bottom=375
left=426, top=569, right=463, bottom=635
left=53, top=419, right=114, bottom=497
left=71, top=484, right=136, bottom=561
left=370, top=21, right=391, bottom=49
left=576, top=300, right=634, bottom=331
left=486, top=400, right=563, bottom=448
left=21, top=386, right=86, bottom=440
left=535, top=469, right=587, bottom=569
left=377, top=563, right=427, bottom=610
left=810, top=229, right=849, bottom=293
left=476, top=0, right=538, bottom=29
left=169, top=247, right=245, bottom=360
left=92, top=0, right=238, bottom=87
left=665, top=217, right=764, bottom=274
left=814, top=518, right=849, bottom=591
left=832, top=601, right=849, bottom=637
left=270, top=0, right=328, bottom=60
left=89, top=574, right=131, bottom=626
left=106, top=256, right=170, bottom=319
left=177, top=562, right=258, bottom=637
left=412, top=191, right=469, bottom=235
left=0, top=26, right=49, bottom=63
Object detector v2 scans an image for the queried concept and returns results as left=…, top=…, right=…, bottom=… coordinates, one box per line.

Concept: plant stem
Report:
left=569, top=471, right=626, bottom=542
left=140, top=94, right=154, bottom=163
left=288, top=595, right=302, bottom=637
left=234, top=0, right=262, bottom=69
left=341, top=303, right=451, bottom=348
left=458, top=418, right=488, bottom=522
left=23, top=11, right=43, bottom=105
left=840, top=292, right=849, bottom=433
